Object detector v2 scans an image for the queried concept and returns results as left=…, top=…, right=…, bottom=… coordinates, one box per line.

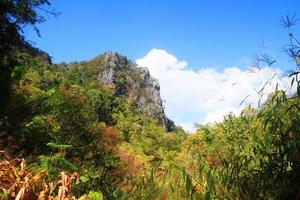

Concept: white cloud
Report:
left=179, top=122, right=197, bottom=134
left=136, top=49, right=292, bottom=132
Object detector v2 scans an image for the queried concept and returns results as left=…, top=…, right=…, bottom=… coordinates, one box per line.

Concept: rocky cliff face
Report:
left=96, top=51, right=174, bottom=131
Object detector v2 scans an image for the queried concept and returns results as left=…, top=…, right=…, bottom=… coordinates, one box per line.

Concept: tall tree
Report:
left=0, top=0, right=55, bottom=114
left=0, top=0, right=55, bottom=66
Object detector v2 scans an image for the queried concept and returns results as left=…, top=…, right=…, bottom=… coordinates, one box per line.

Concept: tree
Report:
left=0, top=0, right=56, bottom=115
left=0, top=0, right=56, bottom=66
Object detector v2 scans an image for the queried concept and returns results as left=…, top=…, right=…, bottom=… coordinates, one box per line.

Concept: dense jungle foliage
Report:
left=1, top=1, right=300, bottom=200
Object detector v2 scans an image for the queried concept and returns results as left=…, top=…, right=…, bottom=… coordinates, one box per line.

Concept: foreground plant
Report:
left=0, top=152, right=83, bottom=200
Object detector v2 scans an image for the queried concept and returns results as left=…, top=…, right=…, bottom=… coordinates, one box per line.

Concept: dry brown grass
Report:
left=0, top=152, right=82, bottom=200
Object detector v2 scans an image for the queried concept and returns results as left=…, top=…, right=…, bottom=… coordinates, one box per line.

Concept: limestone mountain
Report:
left=62, top=51, right=175, bottom=131
left=98, top=52, right=174, bottom=131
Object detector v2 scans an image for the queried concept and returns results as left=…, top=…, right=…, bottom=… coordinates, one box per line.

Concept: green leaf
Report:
left=25, top=121, right=34, bottom=127
left=239, top=95, right=250, bottom=106
left=46, top=142, right=72, bottom=150
left=80, top=175, right=90, bottom=183
left=88, top=191, right=103, bottom=200
left=291, top=77, right=295, bottom=88
left=0, top=188, right=9, bottom=200
left=288, top=71, right=300, bottom=77
left=11, top=65, right=23, bottom=80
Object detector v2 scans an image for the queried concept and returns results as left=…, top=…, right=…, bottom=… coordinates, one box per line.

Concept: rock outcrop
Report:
left=96, top=51, right=174, bottom=131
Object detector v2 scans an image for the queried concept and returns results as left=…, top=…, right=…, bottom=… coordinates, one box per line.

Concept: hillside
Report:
left=0, top=47, right=187, bottom=199
left=1, top=1, right=300, bottom=199
left=1, top=45, right=300, bottom=200
left=63, top=51, right=175, bottom=131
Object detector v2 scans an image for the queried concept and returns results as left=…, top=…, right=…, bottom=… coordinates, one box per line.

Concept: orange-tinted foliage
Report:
left=59, top=86, right=87, bottom=105
left=102, top=127, right=121, bottom=148
left=118, top=151, right=141, bottom=176
left=0, top=152, right=80, bottom=200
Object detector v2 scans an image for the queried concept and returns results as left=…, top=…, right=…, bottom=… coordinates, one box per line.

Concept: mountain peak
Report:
left=95, top=52, right=175, bottom=131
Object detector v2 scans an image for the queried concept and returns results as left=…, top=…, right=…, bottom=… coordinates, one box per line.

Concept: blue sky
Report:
left=26, top=0, right=299, bottom=70
left=25, top=1, right=299, bottom=131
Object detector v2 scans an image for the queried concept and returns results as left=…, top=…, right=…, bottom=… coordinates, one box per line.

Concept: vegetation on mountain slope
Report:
left=1, top=1, right=300, bottom=199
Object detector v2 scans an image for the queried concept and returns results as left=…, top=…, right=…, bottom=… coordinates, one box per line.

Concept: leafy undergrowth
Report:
left=0, top=152, right=85, bottom=200
left=1, top=10, right=300, bottom=199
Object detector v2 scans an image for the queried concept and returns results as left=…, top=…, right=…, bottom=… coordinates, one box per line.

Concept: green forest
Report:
left=1, top=1, right=300, bottom=200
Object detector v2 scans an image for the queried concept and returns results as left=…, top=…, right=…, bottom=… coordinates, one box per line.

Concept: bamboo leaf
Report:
left=1, top=189, right=8, bottom=200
